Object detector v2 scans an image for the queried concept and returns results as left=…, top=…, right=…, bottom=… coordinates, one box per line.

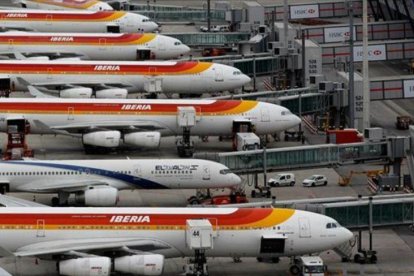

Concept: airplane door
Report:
left=298, top=217, right=311, bottom=238
left=202, top=165, right=210, bottom=180
left=214, top=67, right=224, bottom=82
left=36, top=219, right=45, bottom=237
left=46, top=15, right=52, bottom=25
left=67, top=107, right=74, bottom=120
left=7, top=39, right=13, bottom=50
left=133, top=164, right=142, bottom=178
left=261, top=107, right=270, bottom=122
left=47, top=68, right=53, bottom=80
left=158, top=39, right=166, bottom=52
left=99, top=38, right=107, bottom=50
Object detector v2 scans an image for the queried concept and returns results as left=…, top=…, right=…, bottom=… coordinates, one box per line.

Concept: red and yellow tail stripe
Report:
left=0, top=61, right=211, bottom=76
left=29, top=0, right=100, bottom=9
left=0, top=11, right=125, bottom=22
left=0, top=33, right=156, bottom=46
left=0, top=100, right=258, bottom=116
left=0, top=208, right=295, bottom=230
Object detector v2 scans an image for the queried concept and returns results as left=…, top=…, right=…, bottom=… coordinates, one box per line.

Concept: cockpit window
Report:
left=326, top=222, right=339, bottom=229
left=174, top=42, right=182, bottom=46
left=281, top=110, right=292, bottom=116
left=142, top=19, right=150, bottom=22
left=220, top=169, right=232, bottom=175
left=233, top=71, right=241, bottom=75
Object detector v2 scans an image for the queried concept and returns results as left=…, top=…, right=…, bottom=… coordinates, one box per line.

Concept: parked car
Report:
left=268, top=173, right=295, bottom=187
left=200, top=25, right=230, bottom=32
left=302, top=175, right=328, bottom=187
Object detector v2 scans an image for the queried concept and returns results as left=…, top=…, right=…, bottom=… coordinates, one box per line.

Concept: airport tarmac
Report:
left=2, top=0, right=414, bottom=275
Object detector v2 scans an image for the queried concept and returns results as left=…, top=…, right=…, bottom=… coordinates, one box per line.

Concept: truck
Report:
left=290, top=256, right=326, bottom=276
left=326, top=129, right=363, bottom=144
left=396, top=116, right=413, bottom=130
left=236, top=132, right=260, bottom=151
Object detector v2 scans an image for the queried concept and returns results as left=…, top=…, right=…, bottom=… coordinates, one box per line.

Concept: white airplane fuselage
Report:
left=0, top=207, right=353, bottom=259
left=0, top=159, right=241, bottom=192
left=0, top=60, right=250, bottom=95
left=0, top=32, right=190, bottom=60
left=17, top=0, right=114, bottom=10
left=0, top=99, right=301, bottom=137
left=0, top=10, right=158, bottom=33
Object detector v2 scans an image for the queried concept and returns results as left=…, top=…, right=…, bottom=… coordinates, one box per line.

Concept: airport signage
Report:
left=403, top=80, right=414, bottom=98
left=353, top=45, right=386, bottom=62
left=290, top=4, right=319, bottom=19
left=324, top=26, right=356, bottom=43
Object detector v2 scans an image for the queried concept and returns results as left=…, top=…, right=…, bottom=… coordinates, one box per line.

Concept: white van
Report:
left=268, top=173, right=295, bottom=187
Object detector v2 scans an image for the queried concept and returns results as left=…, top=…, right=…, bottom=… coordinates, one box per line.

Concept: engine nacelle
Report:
left=96, top=88, right=128, bottom=99
left=75, top=186, right=118, bottom=206
left=59, top=257, right=111, bottom=276
left=60, top=87, right=93, bottom=98
left=82, top=131, right=121, bottom=148
left=114, top=254, right=164, bottom=276
left=124, top=132, right=161, bottom=148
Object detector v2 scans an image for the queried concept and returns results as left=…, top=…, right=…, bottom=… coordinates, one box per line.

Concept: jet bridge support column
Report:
left=176, top=107, right=197, bottom=157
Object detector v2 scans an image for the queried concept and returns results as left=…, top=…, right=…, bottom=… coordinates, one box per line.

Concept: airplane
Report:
left=0, top=60, right=250, bottom=98
left=0, top=10, right=159, bottom=33
left=13, top=0, right=114, bottom=10
left=0, top=98, right=301, bottom=151
left=0, top=31, right=190, bottom=60
left=0, top=195, right=353, bottom=276
left=0, top=158, right=241, bottom=206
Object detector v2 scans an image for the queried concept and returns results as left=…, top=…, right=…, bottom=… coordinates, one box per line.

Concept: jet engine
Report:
left=95, top=88, right=128, bottom=99
left=114, top=254, right=164, bottom=276
left=82, top=131, right=121, bottom=148
left=60, top=87, right=93, bottom=98
left=59, top=257, right=111, bottom=276
left=124, top=132, right=161, bottom=148
left=75, top=186, right=118, bottom=206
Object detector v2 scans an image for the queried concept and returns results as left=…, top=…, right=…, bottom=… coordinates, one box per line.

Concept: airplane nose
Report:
left=148, top=22, right=159, bottom=32
left=232, top=174, right=242, bottom=186
left=343, top=228, right=354, bottom=242
left=182, top=45, right=191, bottom=54
left=241, top=74, right=251, bottom=85
left=291, top=114, right=301, bottom=127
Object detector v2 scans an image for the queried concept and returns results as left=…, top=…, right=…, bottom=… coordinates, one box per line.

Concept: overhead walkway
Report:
left=322, top=39, right=414, bottom=65
left=211, top=87, right=329, bottom=114
left=195, top=141, right=389, bottom=174
left=303, top=20, right=414, bottom=44
left=224, top=194, right=414, bottom=229
left=166, top=33, right=250, bottom=47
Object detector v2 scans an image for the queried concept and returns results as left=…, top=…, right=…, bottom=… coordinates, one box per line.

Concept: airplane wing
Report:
left=14, top=238, right=171, bottom=257
left=51, top=121, right=166, bottom=132
left=0, top=51, right=86, bottom=61
left=29, top=117, right=166, bottom=135
left=0, top=194, right=48, bottom=207
left=17, top=180, right=111, bottom=193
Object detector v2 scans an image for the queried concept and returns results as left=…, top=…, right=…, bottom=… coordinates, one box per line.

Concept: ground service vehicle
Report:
left=268, top=173, right=296, bottom=187
left=326, top=129, right=363, bottom=144
left=290, top=256, right=326, bottom=276
left=302, top=175, right=328, bottom=187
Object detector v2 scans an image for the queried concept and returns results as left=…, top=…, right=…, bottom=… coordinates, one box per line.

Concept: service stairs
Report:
left=333, top=238, right=354, bottom=261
